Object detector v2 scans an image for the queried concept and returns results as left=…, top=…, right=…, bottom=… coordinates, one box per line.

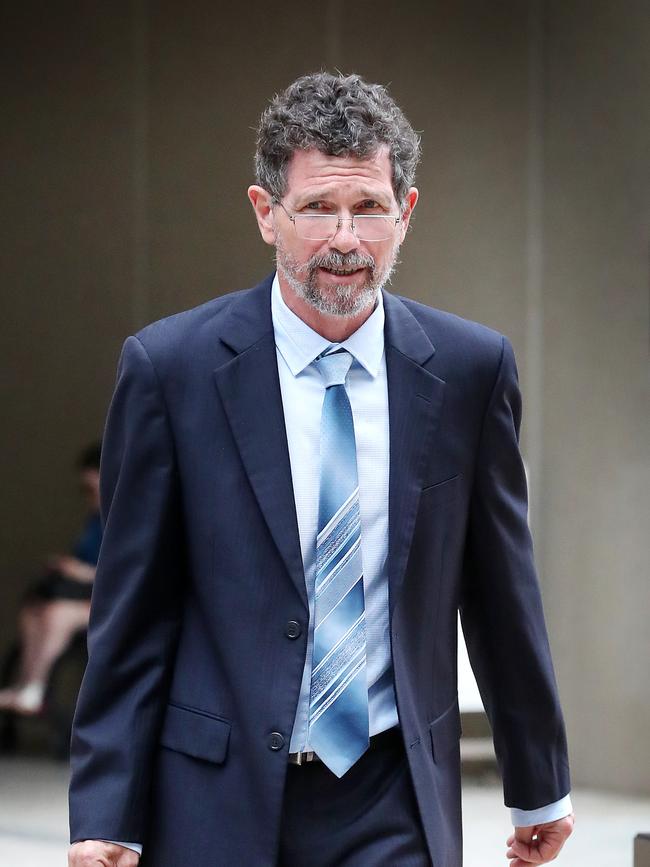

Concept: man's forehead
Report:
left=285, top=147, right=394, bottom=193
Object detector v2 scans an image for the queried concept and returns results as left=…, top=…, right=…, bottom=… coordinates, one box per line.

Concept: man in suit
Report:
left=69, top=72, right=573, bottom=867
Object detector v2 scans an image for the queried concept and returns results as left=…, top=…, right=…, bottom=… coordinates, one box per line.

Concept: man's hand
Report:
left=69, top=840, right=140, bottom=866
left=506, top=814, right=575, bottom=865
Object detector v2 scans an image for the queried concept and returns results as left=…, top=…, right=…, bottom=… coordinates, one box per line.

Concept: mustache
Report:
left=306, top=251, right=376, bottom=272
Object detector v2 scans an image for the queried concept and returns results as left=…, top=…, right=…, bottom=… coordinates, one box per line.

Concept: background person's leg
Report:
left=0, top=603, right=46, bottom=709
left=11, top=600, right=90, bottom=713
left=16, top=603, right=47, bottom=687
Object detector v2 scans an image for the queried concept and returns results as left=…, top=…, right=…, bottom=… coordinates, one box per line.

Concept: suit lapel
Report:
left=212, top=279, right=446, bottom=616
left=383, top=290, right=446, bottom=616
left=213, top=278, right=308, bottom=610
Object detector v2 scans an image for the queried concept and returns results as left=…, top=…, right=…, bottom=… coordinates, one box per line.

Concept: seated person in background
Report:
left=0, top=442, right=102, bottom=715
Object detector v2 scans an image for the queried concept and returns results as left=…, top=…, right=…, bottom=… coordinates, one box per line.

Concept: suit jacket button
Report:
left=285, top=620, right=302, bottom=639
left=268, top=732, right=285, bottom=751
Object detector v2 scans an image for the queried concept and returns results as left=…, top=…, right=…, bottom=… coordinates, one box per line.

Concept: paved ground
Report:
left=0, top=757, right=647, bottom=866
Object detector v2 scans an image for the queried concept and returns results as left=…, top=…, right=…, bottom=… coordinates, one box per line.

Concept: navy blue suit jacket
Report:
left=69, top=275, right=570, bottom=867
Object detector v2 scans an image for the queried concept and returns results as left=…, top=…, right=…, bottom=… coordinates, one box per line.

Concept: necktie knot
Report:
left=314, top=349, right=353, bottom=388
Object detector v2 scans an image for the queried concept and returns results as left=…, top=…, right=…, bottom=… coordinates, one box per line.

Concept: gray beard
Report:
left=274, top=242, right=399, bottom=318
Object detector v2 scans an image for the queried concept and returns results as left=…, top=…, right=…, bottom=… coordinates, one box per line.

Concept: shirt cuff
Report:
left=101, top=840, right=143, bottom=856
left=510, top=793, right=573, bottom=827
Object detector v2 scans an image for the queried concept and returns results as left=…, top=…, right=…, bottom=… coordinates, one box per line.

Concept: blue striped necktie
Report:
left=308, top=349, right=369, bottom=777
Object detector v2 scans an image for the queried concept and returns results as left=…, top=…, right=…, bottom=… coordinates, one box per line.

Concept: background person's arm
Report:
left=49, top=554, right=96, bottom=583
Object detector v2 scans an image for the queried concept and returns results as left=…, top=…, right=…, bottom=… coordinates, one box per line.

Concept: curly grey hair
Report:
left=254, top=72, right=421, bottom=212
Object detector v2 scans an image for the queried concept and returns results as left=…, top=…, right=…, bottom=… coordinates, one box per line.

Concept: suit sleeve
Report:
left=69, top=335, right=184, bottom=843
left=459, top=336, right=571, bottom=810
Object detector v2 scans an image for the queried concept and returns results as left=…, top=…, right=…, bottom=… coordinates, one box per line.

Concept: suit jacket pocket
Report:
left=160, top=702, right=231, bottom=764
left=428, top=698, right=462, bottom=764
left=420, top=474, right=460, bottom=507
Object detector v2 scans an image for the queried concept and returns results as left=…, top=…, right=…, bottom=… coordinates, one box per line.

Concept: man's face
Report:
left=253, top=147, right=417, bottom=319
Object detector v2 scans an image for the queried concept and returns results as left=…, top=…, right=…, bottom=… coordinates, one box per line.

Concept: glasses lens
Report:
left=354, top=216, right=395, bottom=241
left=294, top=215, right=338, bottom=240
left=292, top=214, right=397, bottom=241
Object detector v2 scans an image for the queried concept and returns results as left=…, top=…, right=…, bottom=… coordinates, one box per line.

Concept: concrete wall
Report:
left=0, top=6, right=136, bottom=617
left=0, top=0, right=647, bottom=794
left=541, top=0, right=650, bottom=794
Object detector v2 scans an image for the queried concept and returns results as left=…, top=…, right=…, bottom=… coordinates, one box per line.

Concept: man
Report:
left=69, top=73, right=573, bottom=867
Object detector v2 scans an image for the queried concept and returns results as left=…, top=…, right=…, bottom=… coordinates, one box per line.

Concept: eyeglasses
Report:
left=273, top=199, right=401, bottom=242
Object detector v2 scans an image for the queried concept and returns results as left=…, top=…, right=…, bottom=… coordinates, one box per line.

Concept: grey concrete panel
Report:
left=0, top=5, right=136, bottom=642
left=542, top=0, right=650, bottom=794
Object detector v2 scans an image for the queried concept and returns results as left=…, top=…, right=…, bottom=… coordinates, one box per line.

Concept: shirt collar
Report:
left=271, top=272, right=385, bottom=378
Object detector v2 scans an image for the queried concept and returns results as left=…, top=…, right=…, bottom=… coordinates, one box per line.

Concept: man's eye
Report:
left=305, top=202, right=324, bottom=210
left=360, top=200, right=380, bottom=210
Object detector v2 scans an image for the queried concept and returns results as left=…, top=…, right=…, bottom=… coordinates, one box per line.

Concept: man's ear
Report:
left=398, top=187, right=419, bottom=243
left=248, top=186, right=276, bottom=245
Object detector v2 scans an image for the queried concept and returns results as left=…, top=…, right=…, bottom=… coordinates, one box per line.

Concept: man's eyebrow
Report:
left=292, top=188, right=392, bottom=205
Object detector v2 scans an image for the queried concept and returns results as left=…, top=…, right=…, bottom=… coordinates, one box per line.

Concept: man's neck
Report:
left=277, top=276, right=377, bottom=343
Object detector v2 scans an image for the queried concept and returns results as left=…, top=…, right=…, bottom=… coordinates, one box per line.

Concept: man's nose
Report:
left=329, top=218, right=361, bottom=254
